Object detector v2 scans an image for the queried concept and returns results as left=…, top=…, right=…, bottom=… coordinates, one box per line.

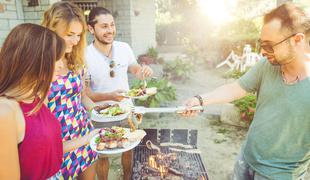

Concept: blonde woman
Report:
left=42, top=2, right=99, bottom=179
left=0, top=23, right=65, bottom=179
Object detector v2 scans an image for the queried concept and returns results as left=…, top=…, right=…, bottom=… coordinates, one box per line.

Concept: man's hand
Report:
left=180, top=97, right=201, bottom=117
left=137, top=65, right=153, bottom=80
left=109, top=89, right=127, bottom=102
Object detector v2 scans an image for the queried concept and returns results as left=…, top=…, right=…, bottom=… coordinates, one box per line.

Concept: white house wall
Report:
left=130, top=0, right=156, bottom=56
left=0, top=0, right=156, bottom=58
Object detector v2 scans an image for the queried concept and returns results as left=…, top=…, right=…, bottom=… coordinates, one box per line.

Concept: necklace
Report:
left=93, top=42, right=113, bottom=59
left=99, top=45, right=112, bottom=59
left=105, top=45, right=112, bottom=59
left=281, top=70, right=300, bottom=85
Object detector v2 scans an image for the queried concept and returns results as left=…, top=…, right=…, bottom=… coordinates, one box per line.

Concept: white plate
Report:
left=126, top=94, right=149, bottom=100
left=91, top=104, right=131, bottom=122
left=90, top=129, right=143, bottom=155
left=91, top=110, right=130, bottom=122
left=125, top=87, right=157, bottom=100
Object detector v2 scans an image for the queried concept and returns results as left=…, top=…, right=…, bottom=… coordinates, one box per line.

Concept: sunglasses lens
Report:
left=110, top=70, right=115, bottom=77
left=265, top=46, right=274, bottom=53
left=110, top=61, right=115, bottom=68
left=260, top=45, right=274, bottom=53
left=258, top=40, right=274, bottom=53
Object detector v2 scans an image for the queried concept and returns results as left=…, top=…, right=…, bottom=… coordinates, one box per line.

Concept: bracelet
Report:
left=194, top=95, right=204, bottom=112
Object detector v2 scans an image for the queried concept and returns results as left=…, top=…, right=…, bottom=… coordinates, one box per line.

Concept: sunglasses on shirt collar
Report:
left=109, top=60, right=115, bottom=78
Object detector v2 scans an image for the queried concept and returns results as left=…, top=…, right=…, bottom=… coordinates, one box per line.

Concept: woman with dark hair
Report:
left=0, top=23, right=66, bottom=179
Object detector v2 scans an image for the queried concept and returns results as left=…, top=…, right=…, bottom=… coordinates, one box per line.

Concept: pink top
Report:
left=18, top=99, right=63, bottom=179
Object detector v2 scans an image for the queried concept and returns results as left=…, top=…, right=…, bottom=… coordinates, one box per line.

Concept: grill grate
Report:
left=132, top=129, right=208, bottom=180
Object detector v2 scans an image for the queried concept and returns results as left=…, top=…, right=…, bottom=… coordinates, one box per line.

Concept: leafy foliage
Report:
left=155, top=0, right=270, bottom=66
left=138, top=47, right=160, bottom=65
left=131, top=78, right=176, bottom=107
left=147, top=47, right=159, bottom=60
left=224, top=70, right=247, bottom=79
left=163, top=57, right=194, bottom=81
left=232, top=94, right=256, bottom=124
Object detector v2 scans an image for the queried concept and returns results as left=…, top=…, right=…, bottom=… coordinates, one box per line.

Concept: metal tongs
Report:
left=146, top=140, right=161, bottom=153
left=132, top=106, right=204, bottom=114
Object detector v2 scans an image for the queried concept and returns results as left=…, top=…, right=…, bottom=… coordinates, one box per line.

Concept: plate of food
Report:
left=90, top=127, right=146, bottom=154
left=91, top=103, right=130, bottom=122
left=125, top=87, right=157, bottom=100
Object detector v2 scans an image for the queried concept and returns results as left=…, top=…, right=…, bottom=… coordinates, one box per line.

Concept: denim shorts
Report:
left=232, top=152, right=268, bottom=180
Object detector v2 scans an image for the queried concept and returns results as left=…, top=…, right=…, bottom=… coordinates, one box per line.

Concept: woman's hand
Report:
left=84, top=129, right=100, bottom=144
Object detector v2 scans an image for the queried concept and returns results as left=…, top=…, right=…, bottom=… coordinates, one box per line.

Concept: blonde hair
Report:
left=42, top=1, right=87, bottom=73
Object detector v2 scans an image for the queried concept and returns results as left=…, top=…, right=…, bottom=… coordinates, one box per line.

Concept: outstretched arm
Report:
left=201, top=81, right=247, bottom=105
left=182, top=81, right=248, bottom=116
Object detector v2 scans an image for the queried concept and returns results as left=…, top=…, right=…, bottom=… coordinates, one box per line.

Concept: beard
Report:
left=268, top=56, right=294, bottom=66
left=94, top=32, right=114, bottom=45
left=266, top=45, right=296, bottom=66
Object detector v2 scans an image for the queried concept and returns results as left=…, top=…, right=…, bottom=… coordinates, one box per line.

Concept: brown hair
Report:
left=88, top=7, right=112, bottom=27
left=264, top=2, right=310, bottom=37
left=0, top=23, right=66, bottom=113
left=42, top=1, right=87, bottom=73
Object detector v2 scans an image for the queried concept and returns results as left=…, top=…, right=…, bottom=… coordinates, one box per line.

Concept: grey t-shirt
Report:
left=239, top=59, right=310, bottom=180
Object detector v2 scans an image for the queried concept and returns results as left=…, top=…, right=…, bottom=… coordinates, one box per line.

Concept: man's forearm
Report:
left=87, top=90, right=112, bottom=102
left=200, top=81, right=248, bottom=105
left=85, top=86, right=115, bottom=102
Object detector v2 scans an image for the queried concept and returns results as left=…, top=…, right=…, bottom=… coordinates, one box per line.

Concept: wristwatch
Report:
left=194, top=95, right=204, bottom=112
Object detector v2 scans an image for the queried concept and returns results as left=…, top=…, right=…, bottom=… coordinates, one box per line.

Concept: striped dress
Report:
left=47, top=71, right=97, bottom=179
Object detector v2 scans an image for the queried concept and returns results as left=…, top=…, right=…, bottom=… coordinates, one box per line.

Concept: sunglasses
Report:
left=258, top=33, right=297, bottom=53
left=109, top=60, right=115, bottom=78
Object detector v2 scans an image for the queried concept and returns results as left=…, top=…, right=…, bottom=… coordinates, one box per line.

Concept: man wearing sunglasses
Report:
left=182, top=3, right=310, bottom=180
left=85, top=7, right=153, bottom=180
left=85, top=8, right=153, bottom=103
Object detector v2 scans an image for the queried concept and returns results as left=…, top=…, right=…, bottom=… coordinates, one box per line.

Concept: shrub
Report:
left=147, top=47, right=159, bottom=60
left=163, top=57, right=194, bottom=81
left=232, top=94, right=256, bottom=124
left=224, top=70, right=247, bottom=79
left=137, top=47, right=160, bottom=65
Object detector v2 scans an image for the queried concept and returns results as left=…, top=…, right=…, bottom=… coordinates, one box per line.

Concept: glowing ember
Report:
left=147, top=154, right=172, bottom=178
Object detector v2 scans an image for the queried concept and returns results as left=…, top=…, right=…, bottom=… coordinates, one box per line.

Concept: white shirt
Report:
left=85, top=41, right=137, bottom=93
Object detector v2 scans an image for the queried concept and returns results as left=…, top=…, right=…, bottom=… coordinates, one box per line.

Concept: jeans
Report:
left=232, top=152, right=307, bottom=180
